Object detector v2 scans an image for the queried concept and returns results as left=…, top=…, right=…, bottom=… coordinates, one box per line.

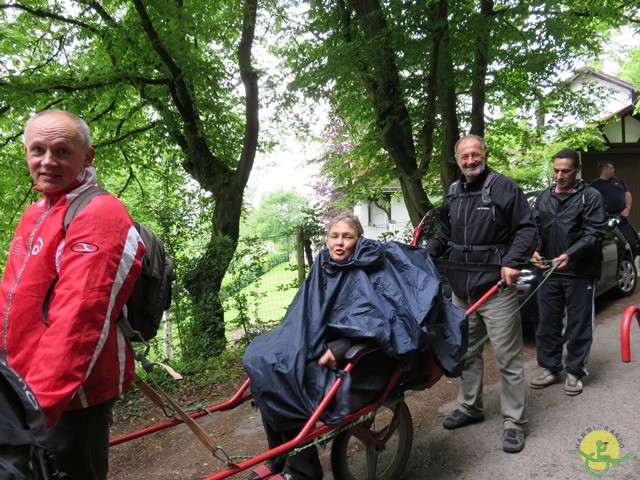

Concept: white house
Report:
left=353, top=186, right=412, bottom=239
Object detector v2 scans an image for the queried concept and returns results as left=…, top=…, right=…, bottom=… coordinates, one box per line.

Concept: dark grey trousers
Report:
left=46, top=398, right=116, bottom=480
left=536, top=275, right=595, bottom=376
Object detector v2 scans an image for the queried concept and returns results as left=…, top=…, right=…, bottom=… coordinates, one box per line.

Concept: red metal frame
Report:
left=202, top=358, right=404, bottom=480
left=620, top=305, right=640, bottom=362
left=110, top=378, right=253, bottom=446
left=111, top=350, right=405, bottom=480
left=467, top=282, right=501, bottom=313
left=110, top=282, right=501, bottom=479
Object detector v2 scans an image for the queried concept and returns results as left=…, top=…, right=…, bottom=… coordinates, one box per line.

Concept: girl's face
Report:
left=327, top=220, right=359, bottom=262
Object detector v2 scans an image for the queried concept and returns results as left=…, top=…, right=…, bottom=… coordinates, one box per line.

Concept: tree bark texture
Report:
left=346, top=0, right=433, bottom=225
left=470, top=0, right=494, bottom=136
left=133, top=0, right=259, bottom=357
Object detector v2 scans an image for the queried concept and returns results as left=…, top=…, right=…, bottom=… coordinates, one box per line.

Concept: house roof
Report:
left=569, top=67, right=639, bottom=105
left=598, top=104, right=640, bottom=123
left=569, top=67, right=638, bottom=94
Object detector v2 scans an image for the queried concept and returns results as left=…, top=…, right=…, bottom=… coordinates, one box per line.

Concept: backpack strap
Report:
left=42, top=186, right=109, bottom=324
left=447, top=179, right=461, bottom=198
left=443, top=171, right=508, bottom=256
left=63, top=186, right=108, bottom=232
left=447, top=172, right=501, bottom=205
left=481, top=171, right=501, bottom=206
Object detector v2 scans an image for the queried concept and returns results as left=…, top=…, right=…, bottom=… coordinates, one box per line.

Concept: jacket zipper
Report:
left=462, top=184, right=471, bottom=300
left=1, top=197, right=52, bottom=355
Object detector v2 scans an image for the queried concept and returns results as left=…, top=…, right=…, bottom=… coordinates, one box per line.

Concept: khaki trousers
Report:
left=452, top=285, right=527, bottom=430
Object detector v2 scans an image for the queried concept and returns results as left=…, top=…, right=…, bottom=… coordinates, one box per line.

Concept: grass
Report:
left=223, top=260, right=300, bottom=335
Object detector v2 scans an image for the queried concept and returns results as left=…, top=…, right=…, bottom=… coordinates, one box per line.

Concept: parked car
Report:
left=413, top=198, right=638, bottom=326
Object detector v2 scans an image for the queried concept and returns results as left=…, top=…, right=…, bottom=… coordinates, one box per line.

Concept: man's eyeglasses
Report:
left=457, top=152, right=484, bottom=162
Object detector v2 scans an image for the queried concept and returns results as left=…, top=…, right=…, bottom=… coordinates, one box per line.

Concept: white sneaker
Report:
left=564, top=373, right=583, bottom=396
left=530, top=368, right=561, bottom=389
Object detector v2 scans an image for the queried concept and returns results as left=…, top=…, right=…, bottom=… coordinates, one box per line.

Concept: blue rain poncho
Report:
left=243, top=238, right=467, bottom=430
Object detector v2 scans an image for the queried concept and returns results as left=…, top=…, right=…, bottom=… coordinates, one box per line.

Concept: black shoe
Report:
left=442, top=409, right=484, bottom=430
left=502, top=428, right=525, bottom=453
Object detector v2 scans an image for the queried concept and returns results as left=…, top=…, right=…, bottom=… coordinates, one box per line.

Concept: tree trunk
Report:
left=304, top=239, right=313, bottom=270
left=437, top=0, right=461, bottom=190
left=470, top=0, right=494, bottom=136
left=345, top=0, right=433, bottom=226
left=419, top=1, right=443, bottom=174
left=184, top=181, right=244, bottom=357
left=179, top=0, right=259, bottom=357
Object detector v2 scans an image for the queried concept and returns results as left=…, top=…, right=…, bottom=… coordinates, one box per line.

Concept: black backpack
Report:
left=0, top=356, right=67, bottom=480
left=61, top=186, right=175, bottom=342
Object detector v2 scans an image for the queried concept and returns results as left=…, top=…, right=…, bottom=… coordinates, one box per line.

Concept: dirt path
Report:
left=108, top=332, right=539, bottom=480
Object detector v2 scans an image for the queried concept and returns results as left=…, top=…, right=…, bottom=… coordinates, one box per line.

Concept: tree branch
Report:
left=235, top=0, right=259, bottom=189
left=131, top=0, right=228, bottom=190
left=51, top=76, right=168, bottom=91
left=94, top=121, right=162, bottom=148
left=77, top=0, right=117, bottom=28
left=2, top=2, right=96, bottom=31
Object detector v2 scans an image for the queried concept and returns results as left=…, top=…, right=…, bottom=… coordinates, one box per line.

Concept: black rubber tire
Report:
left=330, top=400, right=413, bottom=480
left=614, top=255, right=637, bottom=297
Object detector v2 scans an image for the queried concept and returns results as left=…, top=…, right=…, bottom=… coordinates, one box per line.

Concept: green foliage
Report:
left=221, top=236, right=269, bottom=300
left=172, top=347, right=247, bottom=386
left=223, top=259, right=298, bottom=334
left=266, top=0, right=637, bottom=209
left=618, top=44, right=640, bottom=103
left=378, top=223, right=413, bottom=244
left=222, top=236, right=269, bottom=337
left=249, top=188, right=309, bottom=254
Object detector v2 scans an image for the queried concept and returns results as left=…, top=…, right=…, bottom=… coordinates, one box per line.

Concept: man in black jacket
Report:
left=427, top=134, right=535, bottom=454
left=530, top=148, right=606, bottom=396
left=591, top=161, right=640, bottom=256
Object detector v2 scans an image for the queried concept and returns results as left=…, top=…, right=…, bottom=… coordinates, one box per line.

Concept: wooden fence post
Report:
left=163, top=311, right=173, bottom=359
left=296, top=226, right=306, bottom=287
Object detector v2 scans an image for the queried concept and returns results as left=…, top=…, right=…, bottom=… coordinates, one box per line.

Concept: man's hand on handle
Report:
left=501, top=266, right=521, bottom=286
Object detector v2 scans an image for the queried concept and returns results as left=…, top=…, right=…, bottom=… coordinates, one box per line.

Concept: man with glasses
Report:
left=427, top=134, right=535, bottom=453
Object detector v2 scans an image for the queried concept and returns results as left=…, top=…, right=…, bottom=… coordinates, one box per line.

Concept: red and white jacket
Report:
left=0, top=167, right=145, bottom=427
